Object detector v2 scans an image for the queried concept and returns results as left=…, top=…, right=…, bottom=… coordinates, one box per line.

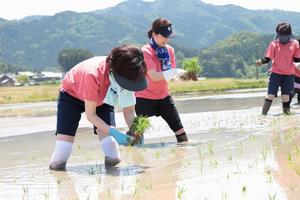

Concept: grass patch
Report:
left=169, top=78, right=267, bottom=94
left=0, top=85, right=59, bottom=104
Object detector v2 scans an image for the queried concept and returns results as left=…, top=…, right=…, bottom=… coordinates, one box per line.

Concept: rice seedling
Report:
left=287, top=152, right=292, bottom=162
left=248, top=163, right=254, bottom=169
left=105, top=188, right=111, bottom=200
left=133, top=185, right=140, bottom=199
left=227, top=153, right=233, bottom=161
left=85, top=192, right=91, bottom=200
left=22, top=185, right=29, bottom=199
left=87, top=166, right=96, bottom=175
left=261, top=146, right=271, bottom=162
left=292, top=145, right=300, bottom=156
left=42, top=185, right=50, bottom=200
left=250, top=135, right=256, bottom=141
left=207, top=143, right=214, bottom=156
left=127, top=116, right=151, bottom=145
left=144, top=175, right=153, bottom=190
left=237, top=142, right=244, bottom=154
left=242, top=185, right=247, bottom=194
left=222, top=191, right=228, bottom=200
left=56, top=177, right=62, bottom=185
left=154, top=150, right=162, bottom=159
left=177, top=186, right=186, bottom=200
left=264, top=166, right=273, bottom=183
left=268, top=192, right=277, bottom=200
left=169, top=147, right=176, bottom=154
left=209, top=159, right=219, bottom=168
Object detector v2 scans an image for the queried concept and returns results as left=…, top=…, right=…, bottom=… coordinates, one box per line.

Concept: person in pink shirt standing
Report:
left=49, top=45, right=147, bottom=170
left=292, top=63, right=300, bottom=104
left=135, top=18, right=188, bottom=143
left=256, top=22, right=300, bottom=115
left=287, top=39, right=300, bottom=107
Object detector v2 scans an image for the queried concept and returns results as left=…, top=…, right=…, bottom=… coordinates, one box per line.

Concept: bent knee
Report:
left=282, top=95, right=290, bottom=102
left=266, top=94, right=275, bottom=101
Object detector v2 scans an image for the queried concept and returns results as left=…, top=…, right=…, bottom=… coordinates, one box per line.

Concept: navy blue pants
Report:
left=56, top=91, right=115, bottom=136
left=268, top=72, right=294, bottom=96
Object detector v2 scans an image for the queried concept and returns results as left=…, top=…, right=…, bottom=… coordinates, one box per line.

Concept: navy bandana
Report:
left=149, top=37, right=171, bottom=71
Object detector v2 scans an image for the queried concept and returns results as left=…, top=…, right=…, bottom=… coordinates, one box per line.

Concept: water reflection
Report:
left=175, top=94, right=281, bottom=113
left=0, top=91, right=298, bottom=199
left=49, top=171, right=79, bottom=200
left=271, top=118, right=300, bottom=199
left=67, top=164, right=149, bottom=176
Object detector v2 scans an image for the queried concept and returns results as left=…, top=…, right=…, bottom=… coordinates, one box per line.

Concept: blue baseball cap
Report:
left=156, top=24, right=176, bottom=38
left=113, top=72, right=147, bottom=91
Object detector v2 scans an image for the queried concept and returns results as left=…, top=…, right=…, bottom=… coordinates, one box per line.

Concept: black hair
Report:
left=147, top=18, right=172, bottom=39
left=106, top=45, right=147, bottom=82
left=276, top=22, right=292, bottom=35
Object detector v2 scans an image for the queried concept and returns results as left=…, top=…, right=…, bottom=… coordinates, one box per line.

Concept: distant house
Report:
left=17, top=71, right=35, bottom=79
left=33, top=71, right=62, bottom=83
left=0, top=75, right=15, bottom=86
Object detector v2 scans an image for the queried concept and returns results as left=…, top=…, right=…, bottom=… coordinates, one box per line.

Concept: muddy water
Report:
left=0, top=90, right=282, bottom=137
left=0, top=91, right=299, bottom=199
left=174, top=90, right=283, bottom=113
left=0, top=89, right=278, bottom=117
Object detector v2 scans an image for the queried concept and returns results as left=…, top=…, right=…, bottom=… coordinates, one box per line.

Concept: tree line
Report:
left=2, top=32, right=289, bottom=78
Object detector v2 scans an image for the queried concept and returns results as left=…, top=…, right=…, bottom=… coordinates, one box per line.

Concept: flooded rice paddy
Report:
left=0, top=90, right=299, bottom=199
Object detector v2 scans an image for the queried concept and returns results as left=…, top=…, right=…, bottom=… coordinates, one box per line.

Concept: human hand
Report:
left=126, top=130, right=144, bottom=145
left=256, top=59, right=262, bottom=66
left=108, top=127, right=133, bottom=145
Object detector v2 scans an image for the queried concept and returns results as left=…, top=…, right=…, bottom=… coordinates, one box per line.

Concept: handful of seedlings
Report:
left=127, top=116, right=150, bottom=145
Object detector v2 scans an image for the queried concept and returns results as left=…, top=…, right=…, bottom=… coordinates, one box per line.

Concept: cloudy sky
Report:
left=0, top=0, right=299, bottom=20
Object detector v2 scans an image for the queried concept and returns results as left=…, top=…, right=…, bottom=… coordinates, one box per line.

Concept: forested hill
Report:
left=0, top=0, right=300, bottom=70
left=199, top=32, right=273, bottom=78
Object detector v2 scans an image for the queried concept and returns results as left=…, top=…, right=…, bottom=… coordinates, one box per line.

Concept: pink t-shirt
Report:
left=265, top=39, right=300, bottom=75
left=135, top=44, right=176, bottom=99
left=61, top=56, right=110, bottom=106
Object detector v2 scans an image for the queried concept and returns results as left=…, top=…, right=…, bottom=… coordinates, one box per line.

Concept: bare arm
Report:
left=122, top=105, right=136, bottom=128
left=256, top=57, right=270, bottom=66
left=84, top=100, right=110, bottom=136
left=296, top=62, right=300, bottom=70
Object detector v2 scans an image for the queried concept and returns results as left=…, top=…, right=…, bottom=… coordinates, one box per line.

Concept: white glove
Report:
left=162, top=68, right=186, bottom=81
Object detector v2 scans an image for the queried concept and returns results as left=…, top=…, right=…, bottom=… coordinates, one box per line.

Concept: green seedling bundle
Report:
left=128, top=116, right=150, bottom=145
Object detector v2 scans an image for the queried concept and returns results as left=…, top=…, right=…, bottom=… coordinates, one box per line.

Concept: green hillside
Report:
left=198, top=32, right=273, bottom=78
left=0, top=0, right=300, bottom=75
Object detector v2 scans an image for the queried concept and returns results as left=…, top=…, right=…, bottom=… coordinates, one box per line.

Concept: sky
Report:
left=0, top=0, right=299, bottom=20
left=0, top=0, right=124, bottom=20
left=201, top=0, right=300, bottom=13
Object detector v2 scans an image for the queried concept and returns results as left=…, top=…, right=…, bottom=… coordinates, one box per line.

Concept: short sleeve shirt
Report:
left=61, top=56, right=110, bottom=106
left=265, top=39, right=300, bottom=75
left=135, top=44, right=176, bottom=99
